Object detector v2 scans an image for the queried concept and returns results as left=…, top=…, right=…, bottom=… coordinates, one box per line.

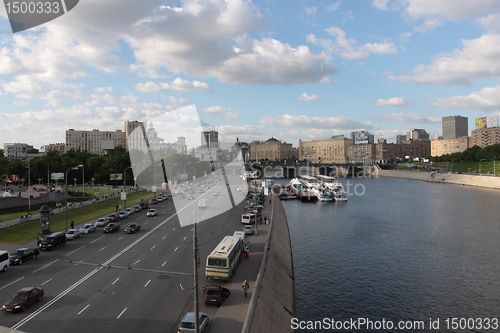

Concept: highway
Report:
left=0, top=174, right=249, bottom=333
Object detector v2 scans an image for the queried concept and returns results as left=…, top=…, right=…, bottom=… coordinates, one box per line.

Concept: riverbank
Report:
left=374, top=168, right=500, bottom=190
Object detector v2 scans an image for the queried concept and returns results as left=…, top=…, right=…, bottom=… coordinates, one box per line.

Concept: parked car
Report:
left=79, top=224, right=96, bottom=234
left=107, top=213, right=120, bottom=222
left=204, top=285, right=230, bottom=306
left=125, top=223, right=141, bottom=234
left=65, top=229, right=82, bottom=240
left=118, top=211, right=130, bottom=219
left=104, top=223, right=120, bottom=233
left=146, top=209, right=158, bottom=217
left=95, top=218, right=109, bottom=227
left=9, top=248, right=34, bottom=265
left=139, top=201, right=149, bottom=209
left=39, top=232, right=66, bottom=250
left=125, top=208, right=134, bottom=215
left=133, top=206, right=142, bottom=213
left=244, top=225, right=255, bottom=235
left=178, top=311, right=209, bottom=332
left=150, top=198, right=158, bottom=204
left=2, top=287, right=44, bottom=313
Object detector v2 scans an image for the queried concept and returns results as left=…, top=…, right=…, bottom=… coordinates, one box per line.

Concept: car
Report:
left=139, top=201, right=149, bottom=209
left=118, top=211, right=130, bottom=219
left=125, top=223, right=141, bottom=234
left=2, top=287, right=44, bottom=313
left=9, top=248, right=34, bottom=265
left=150, top=198, right=158, bottom=204
left=79, top=224, right=96, bottom=234
left=125, top=208, right=134, bottom=215
left=133, top=206, right=142, bottom=213
left=95, top=217, right=109, bottom=227
left=104, top=223, right=120, bottom=233
left=203, top=285, right=231, bottom=306
left=146, top=209, right=158, bottom=217
left=178, top=311, right=209, bottom=332
left=244, top=225, right=255, bottom=235
left=107, top=213, right=120, bottom=222
left=157, top=196, right=164, bottom=202
left=65, top=229, right=82, bottom=240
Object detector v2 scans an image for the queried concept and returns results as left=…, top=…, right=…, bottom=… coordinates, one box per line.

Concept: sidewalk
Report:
left=208, top=200, right=272, bottom=333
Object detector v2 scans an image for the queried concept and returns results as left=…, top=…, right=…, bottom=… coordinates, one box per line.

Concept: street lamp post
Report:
left=73, top=178, right=77, bottom=188
left=153, top=162, right=162, bottom=198
left=185, top=162, right=191, bottom=184
left=170, top=163, right=178, bottom=186
left=65, top=166, right=79, bottom=232
left=184, top=191, right=200, bottom=333
left=25, top=163, right=31, bottom=210
left=46, top=162, right=50, bottom=188
left=78, top=163, right=84, bottom=196
left=123, top=165, right=134, bottom=209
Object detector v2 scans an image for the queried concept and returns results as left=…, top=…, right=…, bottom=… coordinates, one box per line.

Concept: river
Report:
left=277, top=176, right=500, bottom=332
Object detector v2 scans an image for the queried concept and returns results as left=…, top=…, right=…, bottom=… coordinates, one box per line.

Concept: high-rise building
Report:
left=350, top=130, right=374, bottom=145
left=202, top=130, right=219, bottom=148
left=406, top=129, right=430, bottom=141
left=66, top=129, right=126, bottom=155
left=442, top=116, right=468, bottom=139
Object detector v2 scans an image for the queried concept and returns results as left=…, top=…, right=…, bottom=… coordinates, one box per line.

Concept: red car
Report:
left=204, top=285, right=230, bottom=306
left=107, top=213, right=120, bottom=222
left=2, top=287, right=44, bottom=313
left=150, top=198, right=158, bottom=204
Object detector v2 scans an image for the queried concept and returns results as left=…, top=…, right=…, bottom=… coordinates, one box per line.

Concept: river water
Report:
left=277, top=176, right=500, bottom=332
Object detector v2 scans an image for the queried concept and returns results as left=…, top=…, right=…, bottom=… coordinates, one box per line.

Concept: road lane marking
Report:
left=162, top=236, right=166, bottom=239
left=134, top=260, right=140, bottom=265
left=91, top=236, right=105, bottom=243
left=150, top=246, right=155, bottom=251
left=162, top=261, right=167, bottom=267
left=183, top=236, right=186, bottom=240
left=174, top=247, right=178, bottom=252
left=66, top=246, right=85, bottom=256
left=0, top=276, right=24, bottom=290
left=144, top=280, right=151, bottom=287
left=78, top=304, right=90, bottom=315
left=32, top=259, right=59, bottom=273
left=41, top=278, right=52, bottom=286
left=112, top=278, right=120, bottom=285
left=117, top=308, right=127, bottom=319
left=99, top=247, right=106, bottom=251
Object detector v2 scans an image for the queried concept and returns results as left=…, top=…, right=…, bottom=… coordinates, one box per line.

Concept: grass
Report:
left=0, top=190, right=156, bottom=244
left=433, top=161, right=499, bottom=174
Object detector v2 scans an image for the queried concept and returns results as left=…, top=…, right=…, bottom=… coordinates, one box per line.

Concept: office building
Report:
left=442, top=116, right=468, bottom=140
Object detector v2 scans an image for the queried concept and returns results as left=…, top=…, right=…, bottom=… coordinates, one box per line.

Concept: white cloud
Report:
left=375, top=97, right=409, bottom=106
left=296, top=93, right=321, bottom=101
left=135, top=78, right=212, bottom=93
left=430, top=85, right=500, bottom=111
left=477, top=13, right=500, bottom=33
left=403, top=0, right=500, bottom=23
left=326, top=1, right=341, bottom=12
left=202, top=106, right=232, bottom=115
left=390, top=34, right=500, bottom=86
left=167, top=96, right=189, bottom=104
left=307, top=27, right=397, bottom=60
left=306, top=6, right=318, bottom=15
left=367, top=112, right=441, bottom=124
left=259, top=114, right=368, bottom=129
left=224, top=111, right=241, bottom=120
left=371, top=0, right=391, bottom=11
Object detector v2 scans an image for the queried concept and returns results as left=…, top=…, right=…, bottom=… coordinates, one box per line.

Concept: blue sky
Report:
left=1, top=0, right=500, bottom=149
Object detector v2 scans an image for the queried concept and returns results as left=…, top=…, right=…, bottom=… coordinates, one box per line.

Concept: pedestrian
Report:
left=242, top=279, right=249, bottom=298
left=245, top=247, right=250, bottom=260
left=70, top=220, right=74, bottom=229
left=116, top=205, right=119, bottom=211
left=33, top=247, right=39, bottom=261
left=37, top=237, right=42, bottom=247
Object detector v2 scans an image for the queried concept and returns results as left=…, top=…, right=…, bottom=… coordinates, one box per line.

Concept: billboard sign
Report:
left=51, top=172, right=64, bottom=180
left=475, top=117, right=487, bottom=129
left=487, top=115, right=498, bottom=128
left=110, top=173, right=123, bottom=180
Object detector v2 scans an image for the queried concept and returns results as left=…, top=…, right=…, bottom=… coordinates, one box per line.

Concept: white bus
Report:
left=205, top=236, right=244, bottom=281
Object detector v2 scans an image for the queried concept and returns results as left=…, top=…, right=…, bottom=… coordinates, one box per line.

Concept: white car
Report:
left=244, top=225, right=255, bottom=235
left=146, top=209, right=158, bottom=217
left=178, top=312, right=209, bottom=332
left=125, top=208, right=134, bottom=215
left=66, top=229, right=81, bottom=240
left=79, top=224, right=96, bottom=234
left=95, top=218, right=109, bottom=227
left=119, top=211, right=130, bottom=219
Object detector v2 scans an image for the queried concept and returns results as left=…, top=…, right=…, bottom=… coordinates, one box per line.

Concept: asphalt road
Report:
left=0, top=175, right=249, bottom=333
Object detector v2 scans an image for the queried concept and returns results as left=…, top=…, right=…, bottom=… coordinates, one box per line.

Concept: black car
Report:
left=2, top=287, right=44, bottom=313
left=10, top=248, right=34, bottom=265
left=104, top=223, right=120, bottom=233
left=124, top=223, right=141, bottom=234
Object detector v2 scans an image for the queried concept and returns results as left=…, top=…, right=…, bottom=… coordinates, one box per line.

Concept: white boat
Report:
left=316, top=175, right=348, bottom=202
left=289, top=178, right=315, bottom=201
left=311, top=187, right=333, bottom=202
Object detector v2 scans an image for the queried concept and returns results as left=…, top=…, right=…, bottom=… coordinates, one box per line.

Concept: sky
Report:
left=1, top=0, right=500, bottom=150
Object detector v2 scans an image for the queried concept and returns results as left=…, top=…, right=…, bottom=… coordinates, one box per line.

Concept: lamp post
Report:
left=184, top=191, right=200, bottom=333
left=25, top=163, right=31, bottom=210
left=123, top=165, right=134, bottom=209
left=46, top=162, right=50, bottom=188
left=73, top=178, right=77, bottom=188
left=65, top=166, right=79, bottom=232
left=153, top=162, right=162, bottom=199
left=78, top=163, right=84, bottom=195
left=169, top=163, right=178, bottom=186
left=38, top=178, right=42, bottom=185
left=185, top=162, right=191, bottom=184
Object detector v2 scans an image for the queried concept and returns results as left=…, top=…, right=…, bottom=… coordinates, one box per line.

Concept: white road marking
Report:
left=41, top=278, right=52, bottom=286
left=78, top=304, right=90, bottom=315
left=117, top=308, right=127, bottom=319
left=174, top=247, right=178, bottom=252
left=32, top=259, right=59, bottom=273
left=99, top=247, right=106, bottom=251
left=0, top=276, right=24, bottom=290
left=134, top=260, right=140, bottom=265
left=144, top=280, right=151, bottom=287
left=66, top=246, right=85, bottom=256
left=112, top=278, right=120, bottom=285
left=162, top=261, right=167, bottom=267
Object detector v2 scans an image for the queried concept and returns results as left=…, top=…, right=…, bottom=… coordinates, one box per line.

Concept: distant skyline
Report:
left=0, top=0, right=500, bottom=149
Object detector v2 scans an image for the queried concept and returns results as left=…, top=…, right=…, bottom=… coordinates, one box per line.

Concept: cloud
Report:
left=430, top=85, right=500, bottom=111
left=375, top=97, right=409, bottom=106
left=477, top=13, right=500, bottom=33
left=296, top=93, right=320, bottom=101
left=371, top=0, right=391, bottom=11
left=259, top=114, right=368, bottom=129
left=326, top=1, right=341, bottom=12
left=367, top=112, right=441, bottom=124
left=403, top=0, right=500, bottom=23
left=201, top=106, right=240, bottom=120
left=307, top=27, right=398, bottom=60
left=390, top=34, right=500, bottom=86
left=135, top=78, right=213, bottom=93
left=306, top=6, right=318, bottom=15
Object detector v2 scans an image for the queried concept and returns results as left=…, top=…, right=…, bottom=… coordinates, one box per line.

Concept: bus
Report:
left=206, top=236, right=244, bottom=280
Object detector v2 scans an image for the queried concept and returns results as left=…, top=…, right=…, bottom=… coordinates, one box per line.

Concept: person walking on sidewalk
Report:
left=33, top=247, right=39, bottom=261
left=70, top=220, right=75, bottom=229
left=242, top=279, right=249, bottom=298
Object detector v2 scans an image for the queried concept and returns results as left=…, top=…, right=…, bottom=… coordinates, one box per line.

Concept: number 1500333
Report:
left=5, top=1, right=61, bottom=14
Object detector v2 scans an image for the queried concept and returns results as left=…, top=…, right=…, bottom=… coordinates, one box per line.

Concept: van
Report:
left=139, top=201, right=149, bottom=209
left=241, top=213, right=256, bottom=224
left=233, top=231, right=245, bottom=242
left=39, top=232, right=66, bottom=251
left=0, top=251, right=9, bottom=272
